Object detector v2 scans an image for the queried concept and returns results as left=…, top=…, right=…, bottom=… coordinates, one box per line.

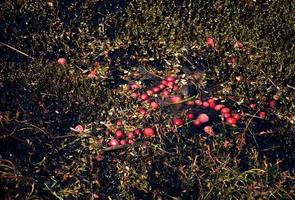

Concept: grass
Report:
left=0, top=0, right=295, bottom=199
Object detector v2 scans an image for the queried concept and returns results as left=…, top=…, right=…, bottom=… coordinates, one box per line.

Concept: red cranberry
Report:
left=259, top=111, right=267, bottom=119
left=167, top=81, right=174, bottom=88
left=202, top=101, right=210, bottom=107
left=197, top=113, right=209, bottom=123
left=269, top=100, right=276, bottom=109
left=207, top=37, right=215, bottom=47
left=172, top=118, right=185, bottom=126
left=88, top=70, right=97, bottom=78
left=226, top=117, right=237, bottom=126
left=193, top=119, right=201, bottom=126
left=170, top=96, right=182, bottom=104
left=109, top=138, right=119, bottom=146
left=214, top=104, right=224, bottom=111
left=74, top=125, right=84, bottom=133
left=140, top=94, right=149, bottom=101
left=130, top=82, right=140, bottom=90
left=172, top=85, right=179, bottom=91
left=131, top=92, right=139, bottom=98
left=143, top=128, right=155, bottom=138
left=57, top=57, right=67, bottom=65
left=165, top=76, right=176, bottom=82
left=223, top=113, right=231, bottom=119
left=233, top=113, right=241, bottom=121
left=116, top=120, right=123, bottom=126
left=120, top=140, right=127, bottom=145
left=186, top=113, right=194, bottom=120
left=133, top=128, right=142, bottom=135
left=209, top=102, right=216, bottom=109
left=221, top=107, right=231, bottom=115
left=249, top=103, right=257, bottom=109
left=208, top=98, right=215, bottom=104
left=162, top=90, right=170, bottom=98
left=127, top=132, right=135, bottom=139
left=146, top=90, right=154, bottom=96
left=139, top=108, right=147, bottom=115
left=152, top=86, right=161, bottom=93
left=273, top=95, right=280, bottom=101
left=159, top=84, right=166, bottom=90
left=150, top=102, right=159, bottom=109
left=161, top=80, right=168, bottom=85
left=195, top=100, right=203, bottom=106
left=186, top=100, right=195, bottom=106
left=115, top=129, right=124, bottom=139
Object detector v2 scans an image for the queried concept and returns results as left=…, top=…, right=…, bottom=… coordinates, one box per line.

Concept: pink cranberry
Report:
left=204, top=126, right=214, bottom=136
left=116, top=120, right=123, bottom=126
left=150, top=102, right=159, bottom=109
left=208, top=98, right=215, bottom=104
left=120, top=140, right=127, bottom=145
left=57, top=57, right=67, bottom=65
left=139, top=108, right=147, bottom=115
left=167, top=81, right=174, bottom=88
left=165, top=76, right=176, bottom=82
left=234, top=40, right=243, bottom=49
left=209, top=102, right=216, bottom=109
left=162, top=90, right=170, bottom=98
left=195, top=100, right=203, bottom=106
left=131, top=92, right=139, bottom=98
left=140, top=93, right=149, bottom=101
left=74, top=125, right=84, bottom=133
left=269, top=100, right=276, bottom=109
left=127, top=132, right=135, bottom=139
left=130, top=82, right=140, bottom=90
left=186, top=113, right=194, bottom=120
left=233, top=113, right=241, bottom=121
left=259, top=111, right=267, bottom=119
left=197, top=113, right=209, bottom=123
left=202, top=101, right=210, bottom=108
left=146, top=90, right=154, bottom=96
left=152, top=86, right=161, bottom=93
left=226, top=117, right=237, bottom=126
left=207, top=37, right=215, bottom=47
left=172, top=85, right=179, bottom=91
left=161, top=80, right=168, bottom=86
left=172, top=118, right=185, bottom=126
left=223, top=113, right=231, bottom=119
left=143, top=127, right=155, bottom=138
left=170, top=96, right=183, bottom=104
left=109, top=138, right=119, bottom=146
left=193, top=119, right=201, bottom=126
left=249, top=103, right=257, bottom=109
left=221, top=107, right=231, bottom=115
left=159, top=84, right=166, bottom=90
left=133, top=128, right=142, bottom=135
left=214, top=104, right=224, bottom=111
left=115, top=129, right=124, bottom=139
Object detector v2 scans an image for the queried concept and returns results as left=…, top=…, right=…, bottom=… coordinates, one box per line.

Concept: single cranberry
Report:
left=269, top=100, right=276, bottom=109
left=143, top=128, right=155, bottom=138
left=146, top=90, right=154, bottom=96
left=115, top=129, right=124, bottom=139
left=131, top=92, right=139, bottom=98
left=153, top=86, right=161, bottom=93
left=159, top=84, right=166, bottom=90
left=195, top=100, right=203, bottom=106
left=140, top=93, right=149, bottom=101
left=150, top=102, right=159, bottom=109
left=232, top=113, right=241, bottom=121
left=120, top=140, right=127, bottom=145
left=209, top=102, right=216, bottom=109
left=133, top=128, right=142, bottom=135
left=193, top=119, right=201, bottom=126
left=116, top=120, right=123, bottom=126
left=207, top=37, right=215, bottom=47
left=249, top=103, right=257, bottom=109
left=214, top=104, right=224, bottom=111
left=109, top=138, right=119, bottom=146
left=186, top=100, right=195, bottom=106
left=130, top=82, right=140, bottom=90
left=234, top=40, right=243, bottom=49
left=57, top=57, right=67, bottom=65
left=204, top=126, right=214, bottom=136
left=226, top=117, right=237, bottom=126
left=186, top=113, right=194, bottom=120
left=162, top=90, right=170, bottom=98
left=221, top=107, right=231, bottom=115
left=127, top=132, right=135, bottom=139
left=139, top=108, right=147, bottom=115
left=197, top=113, right=209, bottom=123
left=172, top=118, right=185, bottom=126
left=223, top=113, right=231, bottom=119
left=259, top=111, right=267, bottom=119
left=170, top=96, right=183, bottom=104
left=165, top=76, right=176, bottom=82
left=208, top=98, right=215, bottom=104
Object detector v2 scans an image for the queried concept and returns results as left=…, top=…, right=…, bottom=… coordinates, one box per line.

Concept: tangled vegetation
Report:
left=0, top=0, right=294, bottom=199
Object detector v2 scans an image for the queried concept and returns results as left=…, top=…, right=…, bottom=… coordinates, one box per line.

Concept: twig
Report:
left=287, top=84, right=295, bottom=90
left=0, top=42, right=35, bottom=60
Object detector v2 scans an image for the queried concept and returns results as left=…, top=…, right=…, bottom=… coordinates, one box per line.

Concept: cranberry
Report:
left=223, top=113, right=231, bottom=119
left=109, top=138, right=119, bottom=146
left=259, top=111, right=267, bottom=119
left=214, top=104, right=224, bottom=111
left=140, top=93, right=149, bottom=101
left=128, top=139, right=135, bottom=144
left=209, top=102, right=216, bottom=109
left=193, top=119, right=201, bottom=126
left=273, top=95, right=280, bottom=101
left=167, top=81, right=174, bottom=88
left=127, top=132, right=135, bottom=139
left=197, top=113, right=209, bottom=123
left=57, top=58, right=67, bottom=65
left=250, top=103, right=257, bottom=108
left=226, top=117, right=237, bottom=126
left=115, top=129, right=124, bottom=139
left=172, top=118, right=185, bottom=126
left=195, top=100, right=203, bottom=106
left=235, top=76, right=244, bottom=82
left=146, top=90, right=154, bottom=96
left=150, top=102, right=159, bottom=109
left=172, top=85, right=179, bottom=91
left=152, top=86, right=161, bottom=93
left=133, top=128, right=142, bottom=135
left=88, top=70, right=97, bottom=78
left=130, top=82, right=140, bottom=90
left=220, top=107, right=231, bottom=115
left=165, top=76, right=176, bottom=82
left=204, top=126, right=214, bottom=136
left=232, top=113, right=241, bottom=121
left=269, top=100, right=276, bottom=109
left=143, top=128, right=155, bottom=138
left=139, top=108, right=147, bottom=115
left=170, top=96, right=182, bottom=104
left=74, top=125, right=84, bottom=133
left=186, top=100, right=195, bottom=106
left=161, top=80, right=168, bottom=85
left=207, top=37, right=215, bottom=47
left=162, top=90, right=170, bottom=98
left=116, top=120, right=123, bottom=126
left=202, top=101, right=209, bottom=108
left=208, top=98, right=215, bottom=104
left=159, top=84, right=166, bottom=90
left=120, top=140, right=127, bottom=145
left=186, top=113, right=194, bottom=120
left=131, top=92, right=139, bottom=98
